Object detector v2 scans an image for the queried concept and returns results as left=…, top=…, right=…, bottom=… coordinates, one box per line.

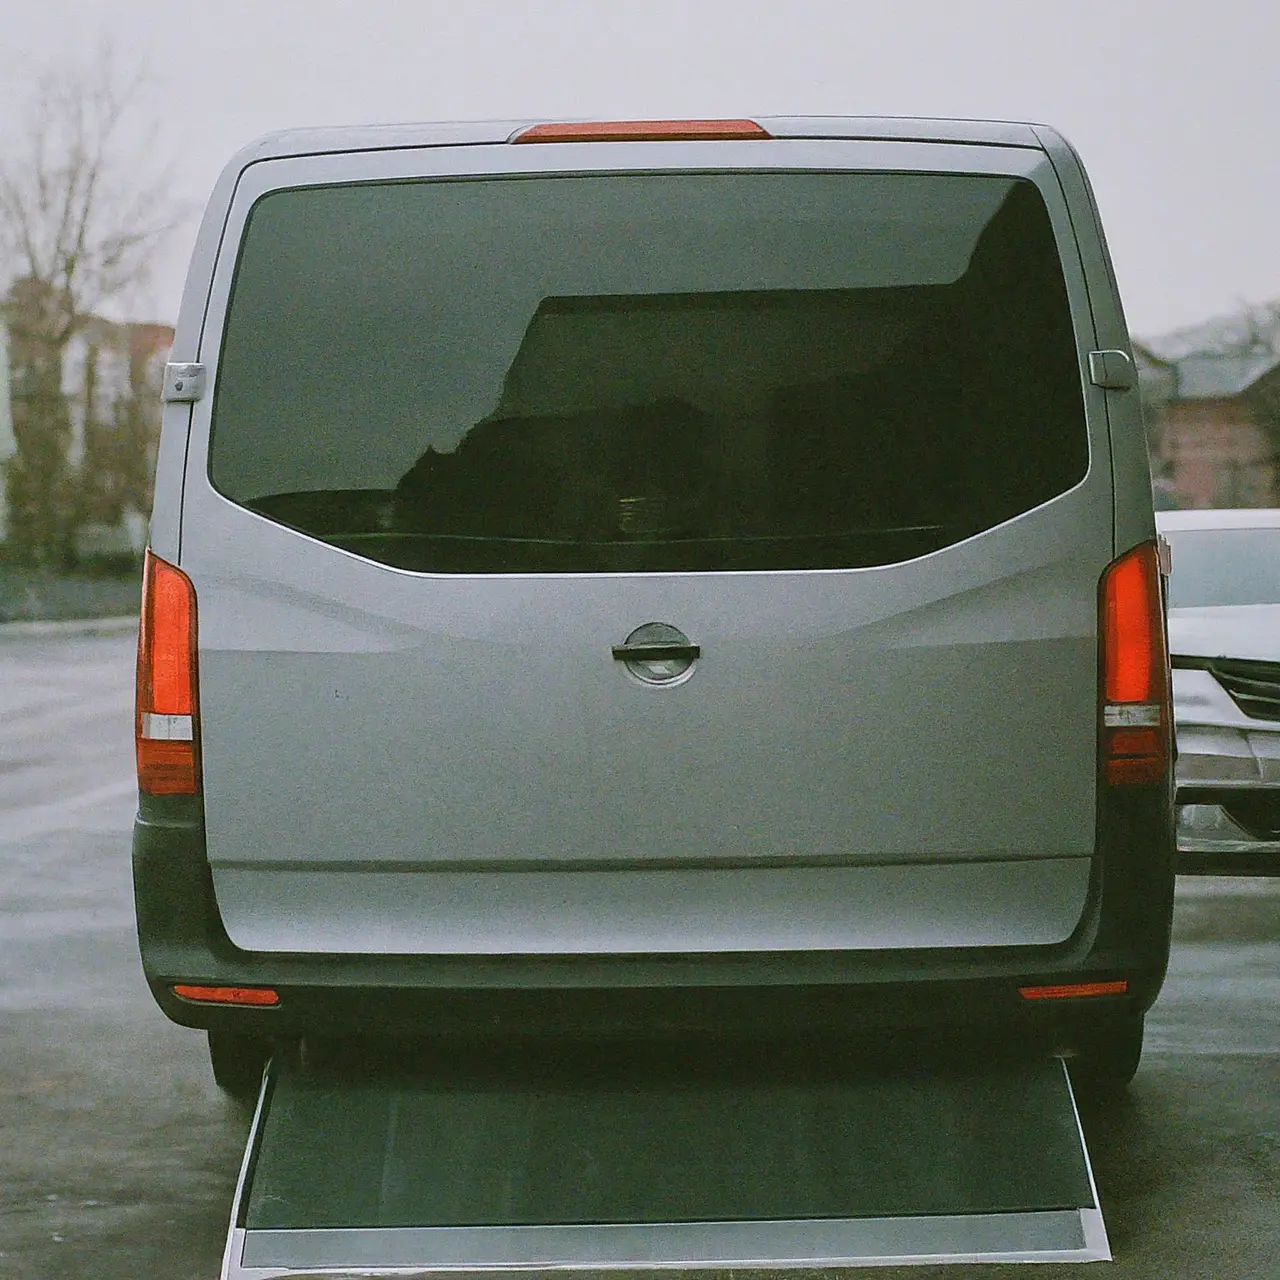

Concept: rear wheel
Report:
left=1070, top=1012, right=1144, bottom=1094
left=208, top=1030, right=270, bottom=1102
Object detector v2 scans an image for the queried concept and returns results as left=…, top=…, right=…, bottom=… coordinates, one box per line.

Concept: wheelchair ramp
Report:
left=221, top=1043, right=1109, bottom=1276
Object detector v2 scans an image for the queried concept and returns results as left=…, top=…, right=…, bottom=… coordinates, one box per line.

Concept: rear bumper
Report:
left=133, top=788, right=1175, bottom=1048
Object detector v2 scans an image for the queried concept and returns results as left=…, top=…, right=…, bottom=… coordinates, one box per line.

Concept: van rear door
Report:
left=178, top=138, right=1111, bottom=956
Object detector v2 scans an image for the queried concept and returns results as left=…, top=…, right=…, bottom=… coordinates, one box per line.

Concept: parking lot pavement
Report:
left=1, top=629, right=1278, bottom=1278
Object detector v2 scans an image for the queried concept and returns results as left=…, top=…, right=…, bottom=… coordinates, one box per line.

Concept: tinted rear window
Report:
left=210, top=171, right=1087, bottom=573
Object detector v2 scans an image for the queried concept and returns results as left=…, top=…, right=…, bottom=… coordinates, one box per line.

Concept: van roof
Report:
left=230, top=116, right=1046, bottom=165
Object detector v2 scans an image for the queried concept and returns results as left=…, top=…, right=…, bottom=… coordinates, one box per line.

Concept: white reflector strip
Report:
left=1103, top=703, right=1161, bottom=727
left=141, top=712, right=194, bottom=741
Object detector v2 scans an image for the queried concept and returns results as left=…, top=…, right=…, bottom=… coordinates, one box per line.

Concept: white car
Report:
left=1158, top=508, right=1280, bottom=872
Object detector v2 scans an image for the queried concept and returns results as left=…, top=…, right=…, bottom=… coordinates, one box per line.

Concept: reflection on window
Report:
left=215, top=173, right=1086, bottom=573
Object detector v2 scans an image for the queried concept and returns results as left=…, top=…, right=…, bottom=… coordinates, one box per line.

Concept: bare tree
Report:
left=0, top=46, right=184, bottom=567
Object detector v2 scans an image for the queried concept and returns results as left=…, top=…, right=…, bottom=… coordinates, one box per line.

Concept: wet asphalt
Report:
left=0, top=627, right=1277, bottom=1279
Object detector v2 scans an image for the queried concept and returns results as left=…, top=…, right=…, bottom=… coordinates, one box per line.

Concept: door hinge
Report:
left=1088, top=350, right=1136, bottom=391
left=162, top=362, right=207, bottom=403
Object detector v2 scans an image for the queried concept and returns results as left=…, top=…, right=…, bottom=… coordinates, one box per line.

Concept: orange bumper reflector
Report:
left=1018, top=980, right=1129, bottom=1001
left=172, top=984, right=280, bottom=1007
left=514, top=119, right=771, bottom=143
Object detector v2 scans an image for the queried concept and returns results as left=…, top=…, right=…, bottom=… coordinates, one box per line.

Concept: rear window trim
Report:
left=199, top=467, right=1097, bottom=583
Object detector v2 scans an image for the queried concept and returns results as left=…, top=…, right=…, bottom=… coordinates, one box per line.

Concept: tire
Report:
left=1070, top=1012, right=1145, bottom=1095
left=208, top=1030, right=270, bottom=1102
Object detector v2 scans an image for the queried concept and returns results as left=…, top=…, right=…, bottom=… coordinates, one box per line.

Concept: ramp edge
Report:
left=227, top=1209, right=1109, bottom=1276
left=1061, top=1056, right=1113, bottom=1263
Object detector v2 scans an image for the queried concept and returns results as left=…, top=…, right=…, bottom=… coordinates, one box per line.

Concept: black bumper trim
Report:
left=132, top=784, right=1175, bottom=1041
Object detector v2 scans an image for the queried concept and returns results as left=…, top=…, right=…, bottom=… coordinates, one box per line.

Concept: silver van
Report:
left=132, top=117, right=1174, bottom=1097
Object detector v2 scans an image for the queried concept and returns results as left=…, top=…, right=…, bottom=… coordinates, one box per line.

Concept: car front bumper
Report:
left=1173, top=667, right=1280, bottom=874
left=1176, top=802, right=1280, bottom=874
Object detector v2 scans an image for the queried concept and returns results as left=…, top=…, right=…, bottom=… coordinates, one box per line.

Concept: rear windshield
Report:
left=1165, top=528, right=1280, bottom=607
left=210, top=171, right=1088, bottom=573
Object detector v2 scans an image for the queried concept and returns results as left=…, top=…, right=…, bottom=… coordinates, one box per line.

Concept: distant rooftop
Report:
left=1140, top=305, right=1280, bottom=361
left=1136, top=303, right=1280, bottom=401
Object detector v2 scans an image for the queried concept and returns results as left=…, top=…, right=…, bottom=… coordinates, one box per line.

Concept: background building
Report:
left=1136, top=305, right=1280, bottom=510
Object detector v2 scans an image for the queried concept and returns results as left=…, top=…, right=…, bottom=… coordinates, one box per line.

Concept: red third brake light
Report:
left=513, top=119, right=772, bottom=143
left=1099, top=540, right=1170, bottom=786
left=136, top=549, right=201, bottom=795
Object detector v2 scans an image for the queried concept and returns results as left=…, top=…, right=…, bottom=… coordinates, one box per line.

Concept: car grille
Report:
left=1222, top=792, right=1280, bottom=840
left=1202, top=658, right=1280, bottom=722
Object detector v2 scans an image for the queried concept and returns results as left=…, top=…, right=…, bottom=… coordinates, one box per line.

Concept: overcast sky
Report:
left=1, top=0, right=1277, bottom=339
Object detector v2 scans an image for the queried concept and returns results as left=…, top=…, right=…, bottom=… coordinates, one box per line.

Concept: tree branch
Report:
left=0, top=43, right=187, bottom=332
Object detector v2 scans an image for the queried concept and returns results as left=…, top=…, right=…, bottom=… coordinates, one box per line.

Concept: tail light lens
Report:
left=136, top=549, right=201, bottom=795
left=1100, top=540, right=1170, bottom=786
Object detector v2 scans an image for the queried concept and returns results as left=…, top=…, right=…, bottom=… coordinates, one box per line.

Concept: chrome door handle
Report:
left=612, top=642, right=701, bottom=662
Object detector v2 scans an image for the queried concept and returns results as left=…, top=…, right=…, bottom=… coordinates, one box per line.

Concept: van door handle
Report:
left=612, top=642, right=701, bottom=662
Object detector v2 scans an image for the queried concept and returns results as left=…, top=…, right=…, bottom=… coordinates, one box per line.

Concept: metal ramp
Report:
left=220, top=1040, right=1110, bottom=1276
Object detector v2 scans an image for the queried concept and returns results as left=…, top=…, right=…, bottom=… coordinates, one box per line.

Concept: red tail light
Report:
left=513, top=119, right=772, bottom=143
left=136, top=549, right=201, bottom=795
left=1099, top=541, right=1169, bottom=786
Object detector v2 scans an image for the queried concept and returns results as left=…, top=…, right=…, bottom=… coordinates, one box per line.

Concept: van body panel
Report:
left=147, top=138, right=254, bottom=561
left=766, top=117, right=1042, bottom=147
left=170, top=135, right=1115, bottom=957
left=146, top=403, right=190, bottom=562
left=188, top=492, right=1106, bottom=953
left=1032, top=126, right=1152, bottom=555
left=211, top=859, right=1092, bottom=955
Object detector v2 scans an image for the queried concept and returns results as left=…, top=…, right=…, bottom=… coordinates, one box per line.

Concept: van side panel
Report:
left=146, top=403, right=192, bottom=563
left=1032, top=125, right=1151, bottom=556
left=149, top=153, right=251, bottom=562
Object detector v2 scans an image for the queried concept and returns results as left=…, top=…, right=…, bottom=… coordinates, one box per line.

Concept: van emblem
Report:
left=611, top=622, right=700, bottom=686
